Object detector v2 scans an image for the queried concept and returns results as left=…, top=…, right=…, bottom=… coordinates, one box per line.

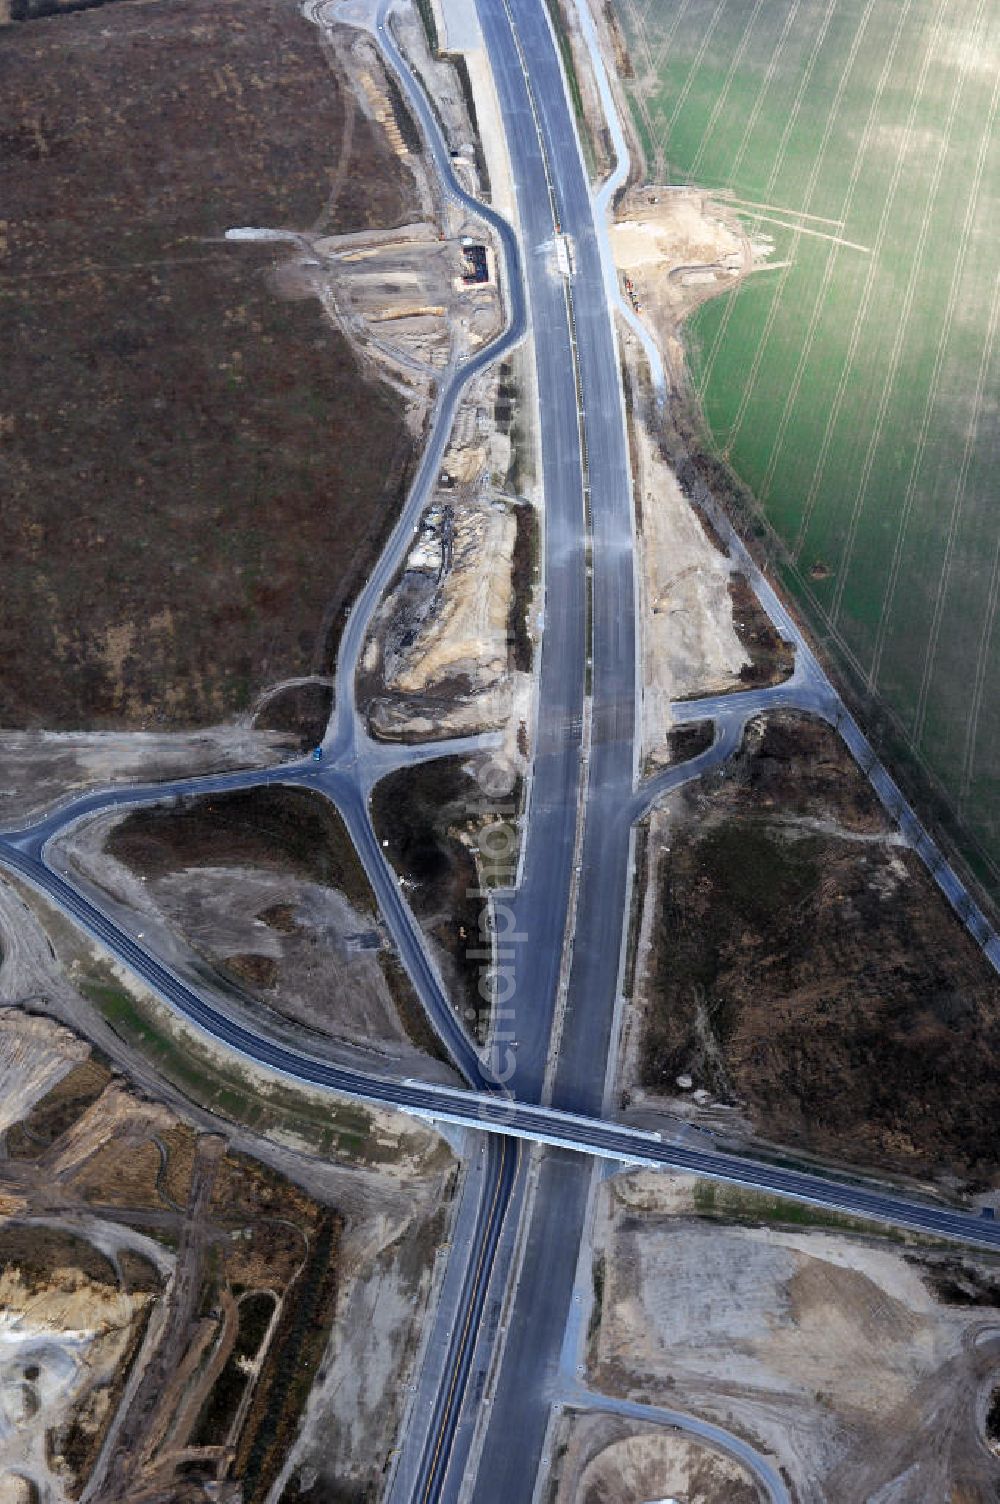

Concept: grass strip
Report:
left=78, top=974, right=400, bottom=1165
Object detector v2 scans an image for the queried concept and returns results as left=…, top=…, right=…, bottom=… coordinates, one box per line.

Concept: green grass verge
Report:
left=79, top=973, right=401, bottom=1165
left=691, top=1178, right=937, bottom=1246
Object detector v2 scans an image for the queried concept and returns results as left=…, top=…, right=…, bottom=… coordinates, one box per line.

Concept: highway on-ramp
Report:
left=2, top=0, right=999, bottom=1498
left=8, top=818, right=1000, bottom=1265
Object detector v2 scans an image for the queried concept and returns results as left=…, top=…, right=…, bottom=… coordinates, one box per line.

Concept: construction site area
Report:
left=0, top=979, right=454, bottom=1504
left=360, top=347, right=538, bottom=756
left=573, top=1168, right=1000, bottom=1503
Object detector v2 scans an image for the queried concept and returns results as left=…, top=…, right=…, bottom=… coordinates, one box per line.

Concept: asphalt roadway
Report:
left=1, top=0, right=999, bottom=1496
left=385, top=0, right=633, bottom=1480
left=7, top=824, right=1000, bottom=1251
left=463, top=0, right=589, bottom=1107
left=466, top=0, right=644, bottom=1491
left=413, top=0, right=1000, bottom=1494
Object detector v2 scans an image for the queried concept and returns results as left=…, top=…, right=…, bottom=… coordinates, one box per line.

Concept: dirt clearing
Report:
left=628, top=364, right=747, bottom=762
left=0, top=1006, right=454, bottom=1502
left=612, top=187, right=772, bottom=377
left=359, top=340, right=540, bottom=755
left=52, top=787, right=454, bottom=1074
left=0, top=728, right=300, bottom=829
left=626, top=358, right=792, bottom=765
left=589, top=1168, right=1000, bottom=1503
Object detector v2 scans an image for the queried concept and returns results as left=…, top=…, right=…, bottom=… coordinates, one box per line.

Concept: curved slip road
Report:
left=559, top=1385, right=792, bottom=1504
left=2, top=0, right=998, bottom=1496
left=5, top=827, right=997, bottom=1250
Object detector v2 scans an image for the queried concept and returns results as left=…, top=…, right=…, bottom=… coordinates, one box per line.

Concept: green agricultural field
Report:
left=617, top=0, right=1000, bottom=895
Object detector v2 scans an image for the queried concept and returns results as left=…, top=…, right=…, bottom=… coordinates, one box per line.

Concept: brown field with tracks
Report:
left=0, top=0, right=418, bottom=729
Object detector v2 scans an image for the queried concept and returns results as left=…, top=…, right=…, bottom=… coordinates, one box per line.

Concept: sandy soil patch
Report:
left=276, top=1187, right=453, bottom=1500
left=591, top=1169, right=1000, bottom=1502
left=390, top=497, right=516, bottom=693
left=612, top=188, right=772, bottom=377
left=295, top=215, right=503, bottom=395
left=0, top=727, right=298, bottom=829
left=0, top=1258, right=153, bottom=1500
left=0, top=977, right=457, bottom=1503
left=630, top=379, right=747, bottom=762
left=0, top=1012, right=89, bottom=1134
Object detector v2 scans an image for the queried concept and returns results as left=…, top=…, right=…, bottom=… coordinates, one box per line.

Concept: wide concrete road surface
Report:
left=468, top=0, right=639, bottom=1491
left=477, top=0, right=637, bottom=1107
left=474, top=0, right=588, bottom=1104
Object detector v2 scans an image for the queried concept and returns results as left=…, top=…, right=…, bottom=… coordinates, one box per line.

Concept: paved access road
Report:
left=2, top=0, right=998, bottom=1496
left=7, top=834, right=998, bottom=1253
left=560, top=1385, right=792, bottom=1504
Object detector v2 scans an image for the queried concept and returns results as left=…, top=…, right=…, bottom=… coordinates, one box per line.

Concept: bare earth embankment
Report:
left=0, top=859, right=457, bottom=1503
left=0, top=1003, right=454, bottom=1503
left=625, top=358, right=793, bottom=765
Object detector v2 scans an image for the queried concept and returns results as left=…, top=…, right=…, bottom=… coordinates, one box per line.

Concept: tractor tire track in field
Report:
left=725, top=0, right=894, bottom=467
left=869, top=53, right=1000, bottom=690
left=647, top=0, right=695, bottom=81
left=696, top=0, right=840, bottom=403
left=726, top=0, right=804, bottom=188
left=318, top=73, right=356, bottom=232
left=626, top=0, right=697, bottom=180
left=621, top=0, right=667, bottom=176
left=803, top=0, right=952, bottom=610
left=755, top=35, right=884, bottom=492
left=662, top=0, right=733, bottom=152
left=759, top=0, right=913, bottom=525
left=688, top=0, right=764, bottom=182
left=726, top=199, right=843, bottom=227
